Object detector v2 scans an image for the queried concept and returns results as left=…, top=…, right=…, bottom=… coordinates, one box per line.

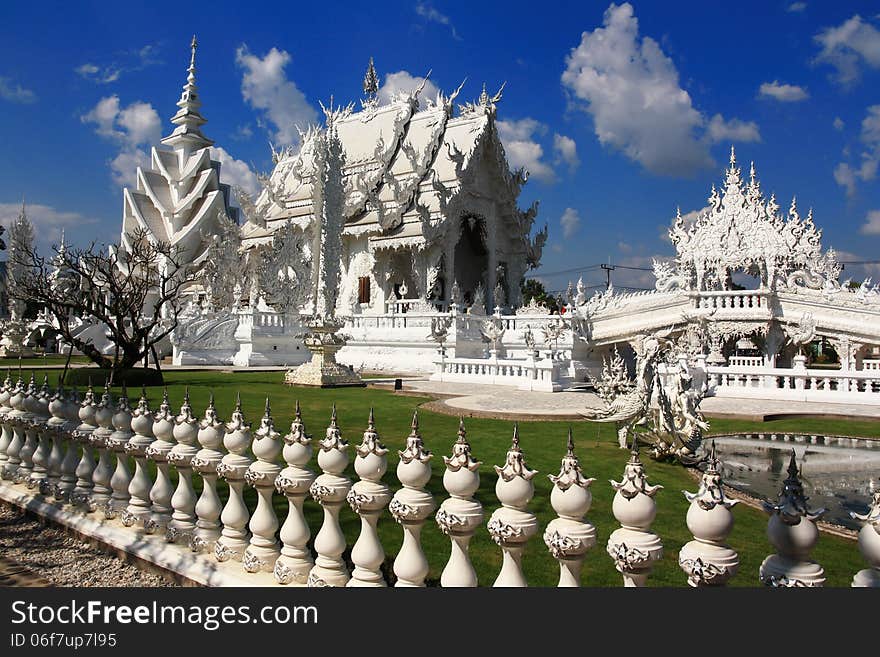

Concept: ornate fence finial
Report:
left=851, top=479, right=880, bottom=587
left=105, top=384, right=133, bottom=519
left=243, top=396, right=282, bottom=573
left=190, top=391, right=225, bottom=554
left=121, top=387, right=154, bottom=527
left=544, top=428, right=597, bottom=587
left=144, top=385, right=175, bottom=534
left=214, top=395, right=254, bottom=562
left=166, top=385, right=201, bottom=543
left=759, top=449, right=825, bottom=587
left=679, top=441, right=739, bottom=586
left=488, top=425, right=538, bottom=587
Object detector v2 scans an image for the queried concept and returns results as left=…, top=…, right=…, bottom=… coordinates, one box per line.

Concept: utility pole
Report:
left=601, top=263, right=615, bottom=290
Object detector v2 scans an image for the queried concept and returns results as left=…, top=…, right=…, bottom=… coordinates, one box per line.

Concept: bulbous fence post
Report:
left=121, top=388, right=154, bottom=527
left=71, top=383, right=98, bottom=509
left=390, top=412, right=435, bottom=588
left=759, top=450, right=825, bottom=587
left=214, top=393, right=253, bottom=563
left=89, top=383, right=115, bottom=513
left=28, top=376, right=52, bottom=491
left=544, top=429, right=596, bottom=587
left=144, top=389, right=175, bottom=534
left=243, top=399, right=282, bottom=574
left=4, top=376, right=27, bottom=482
left=167, top=389, right=199, bottom=544
left=44, top=384, right=68, bottom=498
left=679, top=442, right=739, bottom=587
left=274, top=401, right=315, bottom=585
left=607, top=441, right=663, bottom=587
left=56, top=389, right=81, bottom=504
left=488, top=424, right=538, bottom=587
left=307, top=405, right=351, bottom=587
left=0, top=371, right=13, bottom=477
left=106, top=386, right=133, bottom=519
left=190, top=394, right=225, bottom=554
left=436, top=418, right=483, bottom=587
left=347, top=408, right=391, bottom=587
left=16, top=375, right=37, bottom=485
left=852, top=481, right=880, bottom=587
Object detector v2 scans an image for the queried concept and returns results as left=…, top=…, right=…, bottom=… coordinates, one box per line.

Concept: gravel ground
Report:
left=0, top=503, right=178, bottom=587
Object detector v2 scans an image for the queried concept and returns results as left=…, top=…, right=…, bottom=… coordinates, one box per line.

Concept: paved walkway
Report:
left=388, top=379, right=880, bottom=422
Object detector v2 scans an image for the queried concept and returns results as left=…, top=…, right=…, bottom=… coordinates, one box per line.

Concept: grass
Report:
left=21, top=368, right=878, bottom=587
left=0, top=355, right=92, bottom=367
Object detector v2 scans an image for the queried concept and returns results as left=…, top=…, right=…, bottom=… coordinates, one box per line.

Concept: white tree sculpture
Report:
left=258, top=220, right=312, bottom=313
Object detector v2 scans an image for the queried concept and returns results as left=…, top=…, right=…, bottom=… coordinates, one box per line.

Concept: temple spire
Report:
left=161, top=34, right=213, bottom=151
left=363, top=57, right=378, bottom=100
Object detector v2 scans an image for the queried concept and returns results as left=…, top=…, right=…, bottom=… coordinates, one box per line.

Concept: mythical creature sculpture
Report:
left=784, top=311, right=816, bottom=355
left=648, top=361, right=710, bottom=462
left=427, top=316, right=453, bottom=353
left=480, top=318, right=505, bottom=355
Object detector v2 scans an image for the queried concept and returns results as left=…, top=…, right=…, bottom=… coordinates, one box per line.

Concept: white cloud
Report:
left=834, top=104, right=880, bottom=196
left=235, top=45, right=318, bottom=147
left=561, top=3, right=759, bottom=177
left=560, top=207, right=581, bottom=238
left=861, top=210, right=880, bottom=235
left=787, top=2, right=807, bottom=12
left=210, top=146, right=261, bottom=197
left=414, top=2, right=461, bottom=40
left=758, top=80, right=809, bottom=102
left=814, top=14, right=880, bottom=85
left=74, top=43, right=161, bottom=84
left=833, top=116, right=845, bottom=130
left=497, top=118, right=556, bottom=183
left=231, top=124, right=254, bottom=141
left=706, top=114, right=761, bottom=143
left=553, top=133, right=580, bottom=171
left=377, top=70, right=439, bottom=109
left=0, top=201, right=100, bottom=249
left=0, top=77, right=37, bottom=104
left=81, top=95, right=161, bottom=187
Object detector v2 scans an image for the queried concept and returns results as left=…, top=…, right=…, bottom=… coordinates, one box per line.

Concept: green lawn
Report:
left=0, top=355, right=92, bottom=367
left=26, top=368, right=878, bottom=587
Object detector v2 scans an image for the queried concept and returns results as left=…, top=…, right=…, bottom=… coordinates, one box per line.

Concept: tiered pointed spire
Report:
left=363, top=57, right=379, bottom=100
left=161, top=35, right=213, bottom=151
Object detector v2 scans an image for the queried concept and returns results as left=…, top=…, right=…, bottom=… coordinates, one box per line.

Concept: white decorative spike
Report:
left=437, top=418, right=483, bottom=587
left=759, top=450, right=825, bottom=587
left=2, top=375, right=26, bottom=482
left=346, top=408, right=391, bottom=587
left=190, top=393, right=225, bottom=554
left=71, top=382, right=97, bottom=508
left=274, top=401, right=315, bottom=584
left=851, top=480, right=880, bottom=587
left=88, top=382, right=114, bottom=513
left=144, top=389, right=175, bottom=534
left=243, top=398, right=283, bottom=574
left=167, top=388, right=200, bottom=543
left=390, top=411, right=435, bottom=587
left=44, top=383, right=69, bottom=497
left=121, top=388, right=154, bottom=527
left=56, top=388, right=82, bottom=503
left=544, top=429, right=597, bottom=587
left=215, top=393, right=254, bottom=562
left=16, top=375, right=37, bottom=485
left=606, top=441, right=664, bottom=587
left=0, top=372, right=13, bottom=478
left=679, top=442, right=739, bottom=586
left=28, top=376, right=52, bottom=491
left=106, top=386, right=133, bottom=519
left=488, top=425, right=538, bottom=587
left=307, top=405, right=352, bottom=587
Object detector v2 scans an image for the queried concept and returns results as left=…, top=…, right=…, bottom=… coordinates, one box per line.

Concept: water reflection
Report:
left=699, top=434, right=880, bottom=530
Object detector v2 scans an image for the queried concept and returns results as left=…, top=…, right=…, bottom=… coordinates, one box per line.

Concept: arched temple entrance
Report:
left=453, top=214, right=488, bottom=304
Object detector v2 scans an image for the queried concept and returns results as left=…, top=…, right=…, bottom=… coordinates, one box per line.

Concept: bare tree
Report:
left=8, top=227, right=197, bottom=384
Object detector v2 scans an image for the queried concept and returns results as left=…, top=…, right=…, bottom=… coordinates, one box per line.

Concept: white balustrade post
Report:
left=488, top=425, right=538, bottom=587
left=214, top=393, right=253, bottom=562
left=307, top=405, right=352, bottom=587
left=121, top=388, right=154, bottom=527
left=390, top=412, right=435, bottom=587
left=144, top=389, right=175, bottom=534
left=436, top=418, right=483, bottom=587
left=28, top=376, right=52, bottom=490
left=56, top=389, right=81, bottom=504
left=851, top=481, right=880, bottom=587
left=1, top=375, right=25, bottom=481
left=0, top=372, right=12, bottom=477
left=679, top=442, right=739, bottom=586
left=544, top=429, right=597, bottom=587
left=347, top=408, right=391, bottom=587
left=759, top=450, right=825, bottom=587
left=106, top=386, right=133, bottom=519
left=606, top=442, right=664, bottom=587
left=16, top=375, right=37, bottom=484
left=89, top=383, right=115, bottom=514
left=167, top=389, right=199, bottom=544
left=71, top=383, right=98, bottom=509
left=44, top=384, right=68, bottom=498
left=190, top=394, right=225, bottom=554
left=274, top=401, right=315, bottom=585
left=243, top=399, right=282, bottom=574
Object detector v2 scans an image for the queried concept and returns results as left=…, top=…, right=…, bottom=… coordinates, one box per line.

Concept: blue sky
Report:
left=1, top=1, right=878, bottom=291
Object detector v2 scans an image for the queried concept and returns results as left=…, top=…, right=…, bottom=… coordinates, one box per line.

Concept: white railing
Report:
left=727, top=355, right=764, bottom=367
left=691, top=290, right=770, bottom=311
left=0, top=384, right=874, bottom=588
left=863, top=359, right=880, bottom=371
left=430, top=354, right=563, bottom=392
left=706, top=365, right=880, bottom=403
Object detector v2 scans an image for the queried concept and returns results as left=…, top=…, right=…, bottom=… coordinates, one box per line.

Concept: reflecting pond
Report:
left=699, top=434, right=880, bottom=530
